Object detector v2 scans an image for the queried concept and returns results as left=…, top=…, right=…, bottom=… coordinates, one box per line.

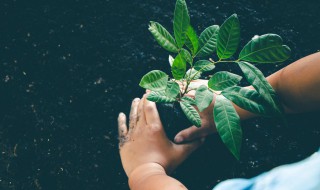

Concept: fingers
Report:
left=136, top=95, right=146, bottom=125
left=175, top=138, right=205, bottom=159
left=118, top=112, right=128, bottom=147
left=143, top=97, right=161, bottom=125
left=174, top=126, right=214, bottom=143
left=129, top=98, right=140, bottom=130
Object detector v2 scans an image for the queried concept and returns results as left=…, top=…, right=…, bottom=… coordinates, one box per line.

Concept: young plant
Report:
left=139, top=0, right=290, bottom=159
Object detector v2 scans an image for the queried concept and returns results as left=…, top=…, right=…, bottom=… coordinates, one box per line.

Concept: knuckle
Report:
left=149, top=124, right=162, bottom=133
left=145, top=104, right=154, bottom=112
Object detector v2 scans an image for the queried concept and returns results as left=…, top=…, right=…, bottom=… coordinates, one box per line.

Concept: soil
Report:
left=1, top=0, right=320, bottom=190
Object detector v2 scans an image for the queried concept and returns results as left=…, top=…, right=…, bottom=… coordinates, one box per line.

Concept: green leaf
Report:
left=185, top=25, right=199, bottom=55
left=181, top=96, right=196, bottom=105
left=180, top=101, right=201, bottom=127
left=147, top=91, right=176, bottom=103
left=217, top=14, right=240, bottom=59
left=208, top=71, right=242, bottom=91
left=196, top=25, right=220, bottom=57
left=172, top=53, right=187, bottom=80
left=148, top=21, right=179, bottom=53
left=238, top=34, right=291, bottom=63
left=169, top=55, right=174, bottom=67
left=222, top=86, right=270, bottom=115
left=237, top=61, right=282, bottom=115
left=194, top=60, right=215, bottom=72
left=185, top=68, right=201, bottom=80
left=195, top=85, right=213, bottom=112
left=165, top=81, right=180, bottom=98
left=139, top=70, right=168, bottom=91
left=174, top=0, right=190, bottom=48
left=180, top=48, right=192, bottom=65
left=214, top=95, right=242, bottom=160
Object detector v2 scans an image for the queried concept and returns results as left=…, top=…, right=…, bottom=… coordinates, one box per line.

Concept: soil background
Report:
left=1, top=0, right=320, bottom=189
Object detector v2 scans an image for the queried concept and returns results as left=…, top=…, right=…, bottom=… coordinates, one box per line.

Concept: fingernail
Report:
left=174, top=136, right=183, bottom=143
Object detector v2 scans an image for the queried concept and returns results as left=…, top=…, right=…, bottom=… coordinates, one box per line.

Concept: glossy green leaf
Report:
left=217, top=14, right=240, bottom=59
left=172, top=53, right=187, bottom=80
left=237, top=61, right=282, bottom=115
left=185, top=25, right=199, bottom=55
left=181, top=96, right=196, bottom=105
left=139, top=70, right=168, bottom=91
left=148, top=21, right=179, bottom=53
left=196, top=25, right=220, bottom=57
left=180, top=101, right=201, bottom=127
left=147, top=91, right=176, bottom=103
left=214, top=95, right=242, bottom=160
left=174, top=0, right=190, bottom=48
left=165, top=81, right=180, bottom=98
left=239, top=34, right=291, bottom=63
left=222, top=86, right=270, bottom=115
left=208, top=71, right=242, bottom=91
left=195, top=85, right=213, bottom=112
left=185, top=68, right=201, bottom=80
left=180, top=48, right=192, bottom=65
left=194, top=60, right=215, bottom=72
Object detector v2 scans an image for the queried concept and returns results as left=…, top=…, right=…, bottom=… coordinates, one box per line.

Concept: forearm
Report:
left=129, top=163, right=187, bottom=190
left=234, top=52, right=320, bottom=119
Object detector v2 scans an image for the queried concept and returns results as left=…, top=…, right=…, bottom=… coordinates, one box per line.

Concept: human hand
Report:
left=118, top=95, right=203, bottom=177
left=174, top=79, right=217, bottom=143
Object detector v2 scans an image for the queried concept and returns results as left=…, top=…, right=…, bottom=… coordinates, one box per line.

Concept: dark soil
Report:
left=1, top=0, right=320, bottom=190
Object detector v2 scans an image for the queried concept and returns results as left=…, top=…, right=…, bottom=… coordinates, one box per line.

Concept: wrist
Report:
left=128, top=163, right=166, bottom=189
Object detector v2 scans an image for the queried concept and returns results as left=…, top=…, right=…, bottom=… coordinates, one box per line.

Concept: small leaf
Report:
left=194, top=60, right=215, bottom=72
left=185, top=25, right=199, bottom=55
left=181, top=96, right=196, bottom=105
left=196, top=25, right=220, bottom=57
left=185, top=68, right=201, bottom=80
left=195, top=85, right=213, bottom=112
left=239, top=34, right=291, bottom=63
left=172, top=53, right=187, bottom=80
left=214, top=95, right=242, bottom=160
left=139, top=70, right=168, bottom=91
left=237, top=61, right=282, bottom=115
left=208, top=71, right=242, bottom=91
left=169, top=55, right=174, bottom=67
left=222, top=86, right=270, bottom=115
left=217, top=14, right=240, bottom=59
left=180, top=101, right=201, bottom=127
left=147, top=91, right=176, bottom=103
left=148, top=21, right=179, bottom=53
left=174, top=0, right=190, bottom=48
left=180, top=48, right=192, bottom=65
left=165, top=81, right=180, bottom=98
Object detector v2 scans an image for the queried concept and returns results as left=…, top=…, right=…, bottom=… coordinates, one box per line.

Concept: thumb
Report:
left=175, top=138, right=205, bottom=158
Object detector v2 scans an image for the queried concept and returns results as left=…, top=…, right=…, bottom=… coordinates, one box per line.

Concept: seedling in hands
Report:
left=139, top=0, right=291, bottom=159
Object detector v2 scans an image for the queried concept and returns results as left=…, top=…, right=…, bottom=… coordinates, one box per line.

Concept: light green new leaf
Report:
left=208, top=71, right=242, bottom=91
left=214, top=95, right=242, bottom=160
left=222, top=86, right=270, bottom=115
left=217, top=14, right=240, bottom=59
left=148, top=21, right=179, bottom=53
left=195, top=85, right=213, bottom=112
left=181, top=96, right=196, bottom=105
left=185, top=25, right=199, bottom=55
left=194, top=60, right=215, bottom=72
left=147, top=91, right=176, bottom=103
left=239, top=34, right=291, bottom=63
left=165, top=81, right=180, bottom=98
left=174, top=0, right=190, bottom=48
left=185, top=68, right=201, bottom=80
left=196, top=25, right=220, bottom=57
left=139, top=70, right=168, bottom=91
left=180, top=48, right=192, bottom=65
left=180, top=101, right=201, bottom=127
left=172, top=53, right=187, bottom=80
left=237, top=61, right=282, bottom=115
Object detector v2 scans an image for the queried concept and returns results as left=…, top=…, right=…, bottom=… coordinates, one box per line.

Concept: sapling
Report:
left=139, top=0, right=291, bottom=159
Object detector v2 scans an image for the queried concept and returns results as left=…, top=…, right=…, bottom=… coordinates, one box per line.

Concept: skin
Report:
left=119, top=52, right=320, bottom=190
